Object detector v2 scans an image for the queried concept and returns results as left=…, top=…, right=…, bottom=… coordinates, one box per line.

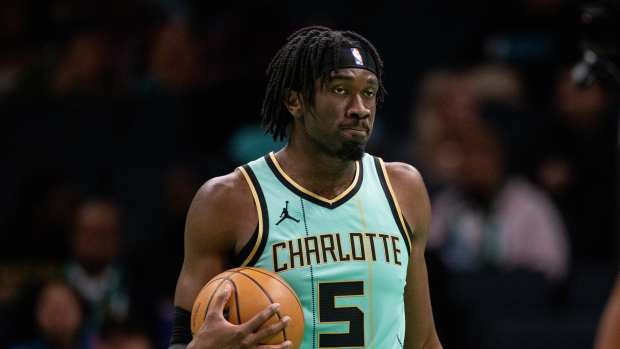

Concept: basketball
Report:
left=191, top=267, right=304, bottom=348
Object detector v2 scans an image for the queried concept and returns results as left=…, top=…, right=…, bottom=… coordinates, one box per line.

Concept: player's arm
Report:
left=171, top=169, right=291, bottom=349
left=386, top=163, right=443, bottom=349
left=595, top=274, right=620, bottom=349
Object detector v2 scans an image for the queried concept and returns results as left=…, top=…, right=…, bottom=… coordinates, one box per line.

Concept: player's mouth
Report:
left=340, top=125, right=369, bottom=138
left=340, top=128, right=368, bottom=140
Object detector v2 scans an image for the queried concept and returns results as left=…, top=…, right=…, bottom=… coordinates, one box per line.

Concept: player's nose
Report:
left=347, top=94, right=371, bottom=119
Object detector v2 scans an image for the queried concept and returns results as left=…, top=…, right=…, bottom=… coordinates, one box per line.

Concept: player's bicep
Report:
left=403, top=247, right=439, bottom=348
left=174, top=179, right=237, bottom=311
left=403, top=200, right=437, bottom=348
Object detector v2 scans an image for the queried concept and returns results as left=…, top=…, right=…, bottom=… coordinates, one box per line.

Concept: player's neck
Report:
left=275, top=145, right=357, bottom=199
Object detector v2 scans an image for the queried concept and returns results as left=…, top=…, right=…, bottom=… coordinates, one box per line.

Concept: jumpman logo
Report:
left=276, top=201, right=299, bottom=225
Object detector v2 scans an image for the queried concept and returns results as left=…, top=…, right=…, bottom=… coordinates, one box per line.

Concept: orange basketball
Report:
left=191, top=267, right=304, bottom=348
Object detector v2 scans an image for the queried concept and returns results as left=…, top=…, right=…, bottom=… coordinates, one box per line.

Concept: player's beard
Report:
left=337, top=140, right=365, bottom=160
left=302, top=112, right=368, bottom=161
left=306, top=130, right=366, bottom=161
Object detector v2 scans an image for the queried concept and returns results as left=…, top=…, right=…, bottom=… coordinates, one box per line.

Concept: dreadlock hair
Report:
left=261, top=26, right=386, bottom=141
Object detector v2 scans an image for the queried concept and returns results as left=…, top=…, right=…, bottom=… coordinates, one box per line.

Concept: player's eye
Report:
left=364, top=89, right=376, bottom=98
left=332, top=86, right=347, bottom=95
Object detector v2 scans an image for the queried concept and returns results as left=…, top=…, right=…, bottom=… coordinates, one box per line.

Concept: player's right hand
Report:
left=187, top=282, right=292, bottom=349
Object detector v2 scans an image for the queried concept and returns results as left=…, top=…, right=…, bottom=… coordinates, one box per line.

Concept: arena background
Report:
left=0, top=1, right=617, bottom=348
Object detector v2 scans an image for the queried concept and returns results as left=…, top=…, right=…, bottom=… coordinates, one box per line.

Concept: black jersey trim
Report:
left=235, top=165, right=269, bottom=267
left=265, top=152, right=363, bottom=209
left=233, top=224, right=258, bottom=267
left=373, top=157, right=414, bottom=254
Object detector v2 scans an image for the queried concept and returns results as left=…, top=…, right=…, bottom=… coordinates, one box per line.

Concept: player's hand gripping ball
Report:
left=191, top=267, right=304, bottom=348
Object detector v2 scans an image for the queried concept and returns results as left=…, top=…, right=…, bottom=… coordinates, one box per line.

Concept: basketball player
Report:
left=170, top=26, right=443, bottom=349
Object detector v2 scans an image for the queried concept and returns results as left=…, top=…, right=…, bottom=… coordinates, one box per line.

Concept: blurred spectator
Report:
left=533, top=67, right=617, bottom=263
left=410, top=69, right=474, bottom=190
left=10, top=279, right=93, bottom=349
left=147, top=20, right=203, bottom=94
left=97, top=333, right=152, bottom=349
left=95, top=320, right=153, bottom=349
left=467, top=65, right=524, bottom=105
left=4, top=175, right=80, bottom=262
left=125, top=166, right=201, bottom=348
left=64, top=199, right=129, bottom=333
left=128, top=166, right=198, bottom=300
left=428, top=120, right=570, bottom=281
left=52, top=31, right=112, bottom=96
left=0, top=0, right=46, bottom=96
left=410, top=65, right=525, bottom=192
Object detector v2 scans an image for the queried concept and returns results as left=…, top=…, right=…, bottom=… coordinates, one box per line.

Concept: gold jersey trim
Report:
left=268, top=152, right=360, bottom=206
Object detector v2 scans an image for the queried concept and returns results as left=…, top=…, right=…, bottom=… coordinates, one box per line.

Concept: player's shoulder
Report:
left=191, top=168, right=252, bottom=214
left=196, top=168, right=246, bottom=197
left=382, top=161, right=431, bottom=239
left=382, top=161, right=426, bottom=190
left=385, top=162, right=430, bottom=226
left=186, top=168, right=256, bottom=245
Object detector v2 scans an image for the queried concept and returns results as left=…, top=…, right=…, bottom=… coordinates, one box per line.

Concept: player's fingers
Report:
left=256, top=340, right=292, bottom=349
left=253, top=315, right=290, bottom=342
left=242, top=303, right=280, bottom=332
left=205, top=282, right=231, bottom=321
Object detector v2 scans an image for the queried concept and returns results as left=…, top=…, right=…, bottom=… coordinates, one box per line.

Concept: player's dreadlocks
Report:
left=261, top=26, right=386, bottom=141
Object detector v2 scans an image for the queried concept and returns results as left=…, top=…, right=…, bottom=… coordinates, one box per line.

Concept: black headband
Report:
left=320, top=47, right=378, bottom=77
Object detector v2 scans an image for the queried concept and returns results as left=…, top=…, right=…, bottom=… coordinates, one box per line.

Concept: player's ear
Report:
left=284, top=90, right=303, bottom=118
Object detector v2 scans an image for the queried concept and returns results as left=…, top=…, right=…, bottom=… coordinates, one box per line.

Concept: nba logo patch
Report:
left=351, top=48, right=364, bottom=66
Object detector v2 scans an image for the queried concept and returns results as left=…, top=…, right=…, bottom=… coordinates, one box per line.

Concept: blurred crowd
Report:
left=0, top=0, right=618, bottom=349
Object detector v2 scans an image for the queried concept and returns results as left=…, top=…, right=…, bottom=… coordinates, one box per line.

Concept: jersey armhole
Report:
left=373, top=157, right=414, bottom=255
left=234, top=165, right=269, bottom=267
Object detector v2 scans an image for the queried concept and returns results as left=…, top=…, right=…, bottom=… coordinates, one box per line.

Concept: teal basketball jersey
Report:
left=235, top=152, right=414, bottom=349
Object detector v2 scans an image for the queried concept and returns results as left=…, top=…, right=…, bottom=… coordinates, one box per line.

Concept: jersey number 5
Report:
left=318, top=281, right=364, bottom=347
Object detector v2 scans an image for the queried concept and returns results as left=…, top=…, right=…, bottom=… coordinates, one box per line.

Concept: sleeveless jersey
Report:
left=235, top=152, right=414, bottom=349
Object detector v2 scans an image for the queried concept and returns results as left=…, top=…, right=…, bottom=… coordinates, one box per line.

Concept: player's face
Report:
left=303, top=68, right=378, bottom=160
